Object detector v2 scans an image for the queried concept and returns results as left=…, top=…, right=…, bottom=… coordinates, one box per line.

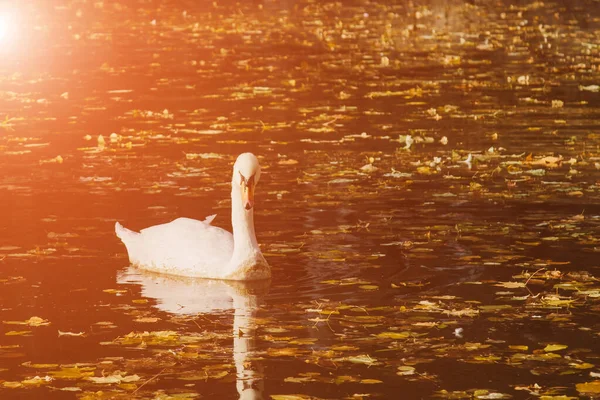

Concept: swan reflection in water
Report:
left=117, top=266, right=269, bottom=399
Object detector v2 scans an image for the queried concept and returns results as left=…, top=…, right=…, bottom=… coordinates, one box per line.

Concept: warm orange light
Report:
left=0, top=16, right=9, bottom=41
left=0, top=9, right=17, bottom=48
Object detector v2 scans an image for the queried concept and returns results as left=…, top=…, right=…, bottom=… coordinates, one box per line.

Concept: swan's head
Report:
left=233, top=153, right=261, bottom=211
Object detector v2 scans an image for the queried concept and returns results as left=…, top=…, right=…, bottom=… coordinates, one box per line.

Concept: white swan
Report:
left=115, top=153, right=270, bottom=281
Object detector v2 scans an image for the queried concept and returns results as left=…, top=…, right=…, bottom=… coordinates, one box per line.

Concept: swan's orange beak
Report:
left=242, top=179, right=255, bottom=210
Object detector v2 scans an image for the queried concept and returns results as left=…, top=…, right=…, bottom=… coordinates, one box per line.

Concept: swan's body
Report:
left=115, top=153, right=270, bottom=281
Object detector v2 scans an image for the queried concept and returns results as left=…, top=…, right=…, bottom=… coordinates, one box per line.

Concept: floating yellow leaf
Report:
left=59, top=387, right=82, bottom=392
left=541, top=296, right=575, bottom=307
left=472, top=355, right=501, bottom=362
left=22, top=376, right=53, bottom=386
left=134, top=317, right=160, bottom=323
left=185, top=152, right=222, bottom=160
left=342, top=315, right=384, bottom=325
left=278, top=159, right=298, bottom=165
left=338, top=354, right=378, bottom=366
left=103, top=289, right=127, bottom=294
left=577, top=381, right=600, bottom=394
left=58, top=330, right=86, bottom=337
left=509, top=345, right=528, bottom=351
left=114, top=330, right=179, bottom=346
left=2, top=381, right=22, bottom=389
left=544, top=344, right=568, bottom=352
left=330, top=345, right=359, bottom=351
left=268, top=348, right=303, bottom=357
left=88, top=373, right=140, bottom=384
left=49, top=365, right=96, bottom=380
left=5, top=331, right=32, bottom=336
left=465, top=343, right=491, bottom=351
left=288, top=338, right=318, bottom=345
left=494, top=282, right=526, bottom=288
left=22, top=362, right=59, bottom=369
left=376, top=332, right=410, bottom=340
left=359, top=285, right=379, bottom=290
left=570, top=362, right=594, bottom=369
left=397, top=366, right=416, bottom=376
left=417, top=166, right=436, bottom=175
left=3, top=316, right=50, bottom=327
left=332, top=375, right=358, bottom=384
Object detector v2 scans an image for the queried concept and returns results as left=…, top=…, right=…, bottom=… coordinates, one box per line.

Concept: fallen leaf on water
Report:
left=397, top=366, right=416, bottom=376
left=567, top=191, right=583, bottom=197
left=570, top=362, right=594, bottom=369
left=494, top=282, right=526, bottom=289
left=544, top=344, right=568, bottom=352
left=49, top=365, right=96, bottom=380
left=580, top=84, right=600, bottom=92
left=113, top=330, right=179, bottom=346
left=185, top=152, right=222, bottom=160
left=360, top=164, right=378, bottom=172
left=540, top=296, right=575, bottom=307
left=334, top=375, right=360, bottom=384
left=336, top=354, right=378, bottom=366
left=359, top=285, right=379, bottom=290
left=60, top=387, right=82, bottom=392
left=87, top=373, right=140, bottom=384
left=103, top=289, right=128, bottom=295
left=39, top=155, right=63, bottom=165
left=5, top=331, right=32, bottom=336
left=134, top=317, right=160, bottom=323
left=475, top=391, right=511, bottom=399
left=284, top=375, right=318, bottom=384
left=268, top=348, right=305, bottom=357
left=361, top=379, right=383, bottom=384
left=3, top=316, right=50, bottom=327
left=58, top=330, right=86, bottom=337
left=22, top=376, right=53, bottom=386
left=508, top=345, right=528, bottom=351
left=22, top=362, right=59, bottom=369
left=577, top=381, right=600, bottom=394
left=526, top=155, right=562, bottom=168
left=376, top=332, right=410, bottom=340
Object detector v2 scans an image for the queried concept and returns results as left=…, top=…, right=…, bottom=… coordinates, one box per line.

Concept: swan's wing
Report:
left=139, top=215, right=216, bottom=235
left=134, top=217, right=234, bottom=276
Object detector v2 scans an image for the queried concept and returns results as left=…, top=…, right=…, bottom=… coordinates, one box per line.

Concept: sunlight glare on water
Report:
left=0, top=8, right=17, bottom=47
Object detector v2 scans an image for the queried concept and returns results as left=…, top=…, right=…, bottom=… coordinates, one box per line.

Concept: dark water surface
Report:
left=2, top=0, right=600, bottom=398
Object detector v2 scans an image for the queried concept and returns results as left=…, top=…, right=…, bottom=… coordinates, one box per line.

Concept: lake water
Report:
left=1, top=0, right=600, bottom=398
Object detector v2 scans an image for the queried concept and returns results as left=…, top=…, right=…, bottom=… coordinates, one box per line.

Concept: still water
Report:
left=1, top=0, right=600, bottom=398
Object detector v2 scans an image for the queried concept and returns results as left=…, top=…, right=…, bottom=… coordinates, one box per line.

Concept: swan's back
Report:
left=117, top=216, right=234, bottom=277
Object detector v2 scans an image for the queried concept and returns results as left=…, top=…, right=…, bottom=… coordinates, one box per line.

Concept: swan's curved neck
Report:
left=230, top=184, right=259, bottom=262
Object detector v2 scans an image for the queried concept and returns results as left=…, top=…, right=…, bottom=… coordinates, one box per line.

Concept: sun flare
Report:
left=0, top=11, right=16, bottom=45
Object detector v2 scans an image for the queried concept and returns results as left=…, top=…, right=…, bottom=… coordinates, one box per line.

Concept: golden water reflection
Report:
left=118, top=267, right=268, bottom=400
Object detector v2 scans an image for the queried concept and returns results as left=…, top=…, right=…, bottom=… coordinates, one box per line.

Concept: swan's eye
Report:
left=239, top=172, right=246, bottom=186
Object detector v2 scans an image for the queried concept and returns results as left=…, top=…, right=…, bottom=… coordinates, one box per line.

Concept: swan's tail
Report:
left=115, top=222, right=139, bottom=242
left=115, top=222, right=142, bottom=265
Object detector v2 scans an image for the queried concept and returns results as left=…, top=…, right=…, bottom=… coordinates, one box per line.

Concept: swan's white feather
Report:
left=117, top=216, right=234, bottom=278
